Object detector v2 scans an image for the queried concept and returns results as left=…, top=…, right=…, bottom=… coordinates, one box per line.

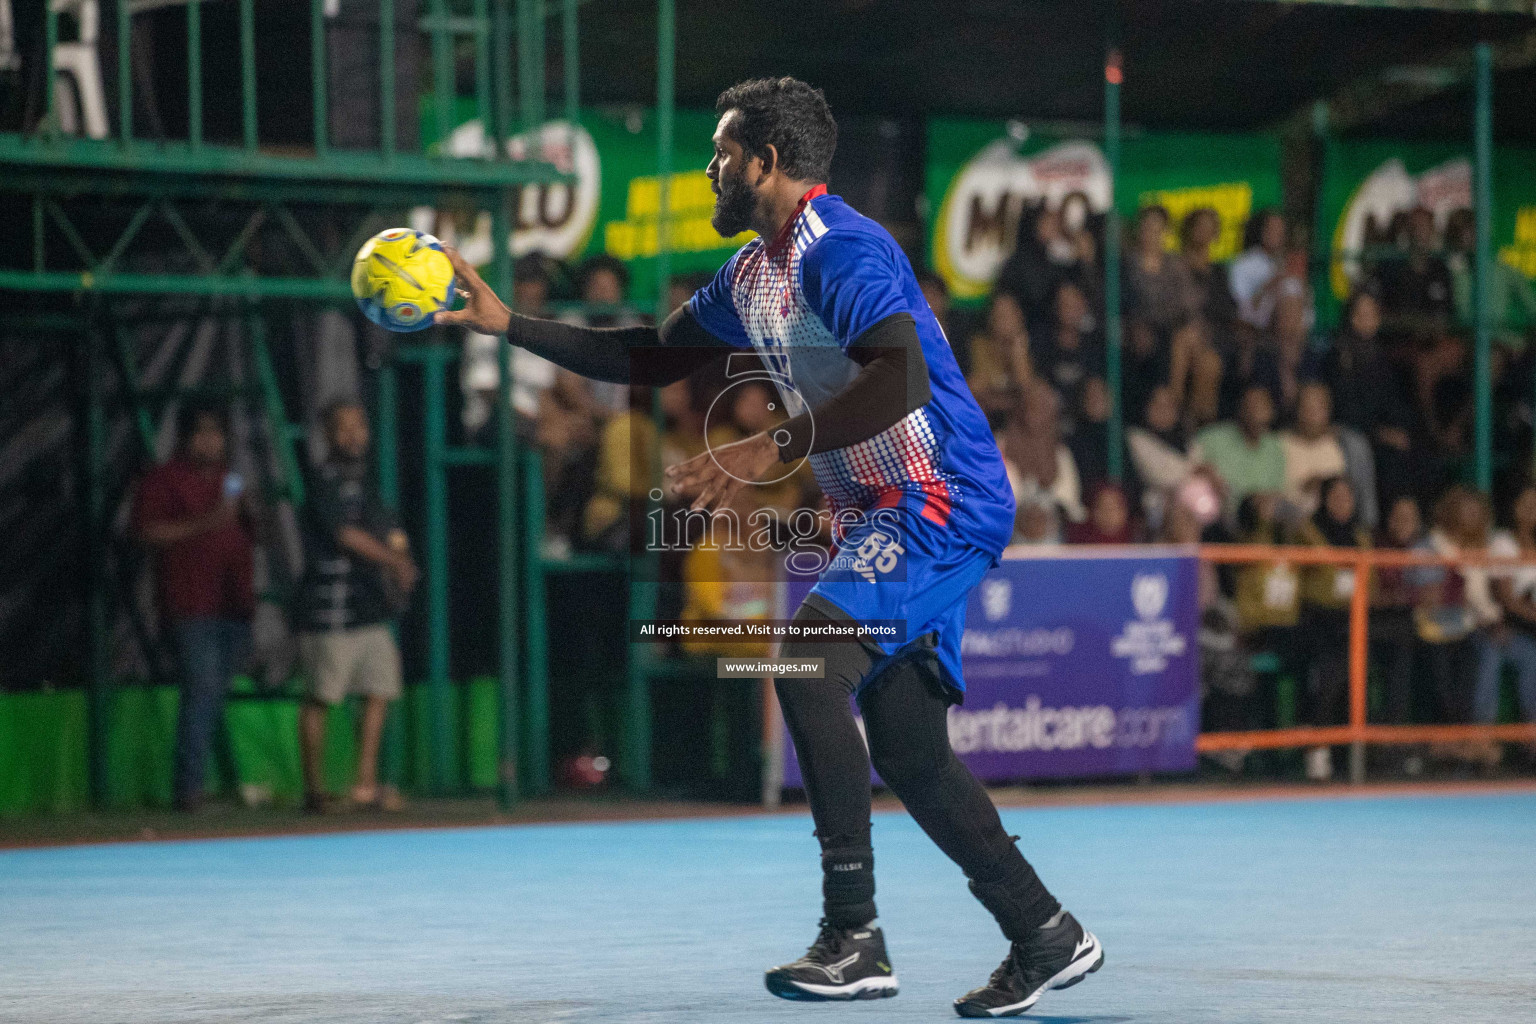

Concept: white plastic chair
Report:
left=51, top=0, right=108, bottom=138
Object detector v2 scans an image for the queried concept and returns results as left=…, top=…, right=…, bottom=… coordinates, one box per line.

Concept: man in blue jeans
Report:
left=134, top=402, right=255, bottom=812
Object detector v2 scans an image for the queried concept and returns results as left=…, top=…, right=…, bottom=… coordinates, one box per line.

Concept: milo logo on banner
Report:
left=1328, top=156, right=1470, bottom=300
left=422, top=119, right=603, bottom=265
left=931, top=132, right=1111, bottom=300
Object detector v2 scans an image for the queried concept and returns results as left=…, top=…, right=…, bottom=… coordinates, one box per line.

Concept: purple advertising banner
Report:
left=780, top=550, right=1202, bottom=788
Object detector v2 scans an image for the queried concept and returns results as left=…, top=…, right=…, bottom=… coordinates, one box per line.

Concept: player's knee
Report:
left=866, top=730, right=946, bottom=795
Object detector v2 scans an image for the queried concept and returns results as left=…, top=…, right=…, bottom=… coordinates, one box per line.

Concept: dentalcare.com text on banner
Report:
left=780, top=552, right=1202, bottom=788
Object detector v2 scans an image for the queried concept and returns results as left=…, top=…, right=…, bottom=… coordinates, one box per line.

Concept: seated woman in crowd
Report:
left=1321, top=289, right=1417, bottom=505
left=1122, top=204, right=1220, bottom=428
left=1012, top=492, right=1063, bottom=547
left=1480, top=484, right=1536, bottom=728
left=1067, top=376, right=1116, bottom=497
left=1067, top=481, right=1137, bottom=545
left=1371, top=495, right=1427, bottom=733
left=1281, top=380, right=1377, bottom=528
left=1414, top=487, right=1499, bottom=770
left=1035, top=279, right=1104, bottom=428
left=966, top=291, right=1033, bottom=422
left=1126, top=384, right=1196, bottom=536
left=1000, top=378, right=1085, bottom=524
left=1291, top=477, right=1373, bottom=782
left=1281, top=381, right=1347, bottom=522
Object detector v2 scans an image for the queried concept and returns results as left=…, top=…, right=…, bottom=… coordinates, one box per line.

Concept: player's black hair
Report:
left=1242, top=207, right=1284, bottom=251
left=715, top=77, right=838, bottom=183
left=176, top=399, right=228, bottom=447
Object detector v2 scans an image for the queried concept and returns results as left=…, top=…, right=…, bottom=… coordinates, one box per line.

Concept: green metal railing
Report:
left=20, top=0, right=576, bottom=301
left=9, top=0, right=624, bottom=811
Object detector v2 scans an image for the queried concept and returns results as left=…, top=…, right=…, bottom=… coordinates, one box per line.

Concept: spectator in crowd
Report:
left=659, top=380, right=707, bottom=470
left=1175, top=207, right=1236, bottom=424
left=1479, top=484, right=1536, bottom=726
left=1221, top=490, right=1299, bottom=744
left=459, top=252, right=599, bottom=558
left=1122, top=204, right=1214, bottom=426
left=1291, top=476, right=1372, bottom=781
left=1410, top=329, right=1473, bottom=468
left=1415, top=487, right=1494, bottom=738
left=1067, top=376, right=1115, bottom=497
left=1123, top=205, right=1190, bottom=342
left=583, top=385, right=657, bottom=551
left=1159, top=495, right=1206, bottom=546
left=1280, top=381, right=1346, bottom=522
left=1192, top=383, right=1286, bottom=523
left=1127, top=384, right=1196, bottom=534
left=1012, top=492, right=1062, bottom=546
left=916, top=269, right=960, bottom=367
left=996, top=197, right=1098, bottom=333
left=1375, top=206, right=1453, bottom=347
left=1178, top=207, right=1238, bottom=334
left=1230, top=490, right=1300, bottom=644
left=965, top=291, right=1032, bottom=421
left=462, top=251, right=564, bottom=436
left=295, top=401, right=416, bottom=814
left=1000, top=378, right=1084, bottom=524
left=1067, top=481, right=1135, bottom=545
left=1372, top=496, right=1428, bottom=733
left=134, top=402, right=255, bottom=812
left=562, top=255, right=643, bottom=416
left=1036, top=279, right=1104, bottom=428
left=1445, top=208, right=1536, bottom=357
left=1321, top=289, right=1416, bottom=505
left=1228, top=208, right=1291, bottom=336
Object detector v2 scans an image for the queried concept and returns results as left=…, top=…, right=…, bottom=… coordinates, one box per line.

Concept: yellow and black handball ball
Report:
left=350, top=228, right=456, bottom=332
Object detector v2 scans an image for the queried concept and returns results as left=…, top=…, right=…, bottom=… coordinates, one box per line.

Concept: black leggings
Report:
left=777, top=598, right=1060, bottom=940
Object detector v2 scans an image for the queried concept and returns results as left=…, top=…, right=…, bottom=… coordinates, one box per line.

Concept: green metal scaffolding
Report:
left=6, top=0, right=620, bottom=809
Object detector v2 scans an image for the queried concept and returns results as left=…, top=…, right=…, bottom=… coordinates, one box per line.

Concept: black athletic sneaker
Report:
left=953, top=911, right=1103, bottom=1018
left=764, top=919, right=899, bottom=1001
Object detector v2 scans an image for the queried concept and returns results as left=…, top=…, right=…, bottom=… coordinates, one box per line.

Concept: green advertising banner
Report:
left=925, top=118, right=1282, bottom=303
left=1316, top=138, right=1536, bottom=327
left=425, top=106, right=749, bottom=304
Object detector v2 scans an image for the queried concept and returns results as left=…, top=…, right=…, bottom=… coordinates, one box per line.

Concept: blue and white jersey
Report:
left=689, top=188, right=1015, bottom=558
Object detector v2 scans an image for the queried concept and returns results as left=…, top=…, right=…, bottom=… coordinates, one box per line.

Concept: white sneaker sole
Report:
left=765, top=972, right=900, bottom=1001
left=972, top=931, right=1105, bottom=1018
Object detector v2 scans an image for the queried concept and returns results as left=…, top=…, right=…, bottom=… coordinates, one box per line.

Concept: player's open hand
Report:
left=665, top=432, right=782, bottom=513
left=434, top=247, right=512, bottom=335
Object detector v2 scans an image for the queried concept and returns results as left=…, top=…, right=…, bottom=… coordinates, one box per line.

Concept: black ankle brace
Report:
left=821, top=846, right=876, bottom=928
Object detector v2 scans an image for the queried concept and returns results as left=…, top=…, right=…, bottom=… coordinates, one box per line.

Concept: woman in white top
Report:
left=1126, top=384, right=1195, bottom=535
left=1280, top=381, right=1347, bottom=520
left=1000, top=379, right=1084, bottom=524
left=1478, top=485, right=1536, bottom=724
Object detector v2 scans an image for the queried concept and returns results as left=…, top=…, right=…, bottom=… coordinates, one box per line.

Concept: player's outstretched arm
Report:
left=435, top=247, right=724, bottom=385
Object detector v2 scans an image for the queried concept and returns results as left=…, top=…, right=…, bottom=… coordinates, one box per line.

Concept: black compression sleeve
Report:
left=773, top=313, right=932, bottom=463
left=506, top=304, right=726, bottom=385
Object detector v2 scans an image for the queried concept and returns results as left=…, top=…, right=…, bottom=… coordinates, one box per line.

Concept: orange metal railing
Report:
left=1195, top=543, right=1536, bottom=781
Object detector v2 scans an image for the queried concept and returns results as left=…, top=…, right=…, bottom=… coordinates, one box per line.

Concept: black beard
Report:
left=710, top=171, right=757, bottom=237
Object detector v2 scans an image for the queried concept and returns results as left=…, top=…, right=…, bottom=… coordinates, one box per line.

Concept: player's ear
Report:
left=757, top=143, right=779, bottom=182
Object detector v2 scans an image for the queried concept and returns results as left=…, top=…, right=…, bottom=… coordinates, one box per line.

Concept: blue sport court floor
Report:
left=3, top=789, right=1533, bottom=1024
